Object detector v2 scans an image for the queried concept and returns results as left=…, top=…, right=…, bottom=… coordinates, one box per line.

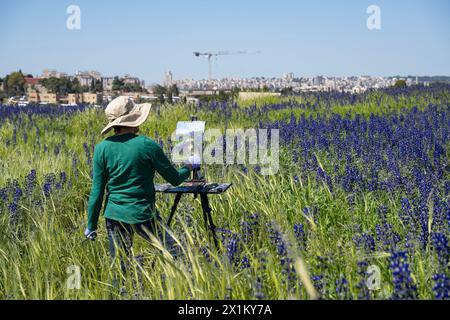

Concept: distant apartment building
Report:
left=82, top=92, right=102, bottom=104
left=68, top=93, right=102, bottom=105
left=38, top=93, right=59, bottom=104
left=76, top=70, right=101, bottom=80
left=164, top=71, right=173, bottom=87
left=78, top=75, right=94, bottom=87
left=38, top=69, right=145, bottom=92
left=74, top=71, right=102, bottom=88
left=27, top=91, right=40, bottom=103
left=313, top=76, right=324, bottom=86
left=27, top=91, right=102, bottom=105
left=102, top=77, right=114, bottom=91
left=76, top=72, right=93, bottom=87
left=41, top=69, right=68, bottom=79
left=123, top=74, right=145, bottom=88
left=68, top=93, right=81, bottom=105
left=283, top=72, right=294, bottom=82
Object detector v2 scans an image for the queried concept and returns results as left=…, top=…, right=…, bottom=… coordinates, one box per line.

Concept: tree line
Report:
left=1, top=71, right=27, bottom=97
left=152, top=84, right=180, bottom=104
left=111, top=76, right=144, bottom=92
left=0, top=71, right=147, bottom=99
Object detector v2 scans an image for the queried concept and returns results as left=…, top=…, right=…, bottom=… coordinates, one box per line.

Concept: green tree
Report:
left=153, top=85, right=166, bottom=104
left=166, top=90, right=173, bottom=104
left=0, top=78, right=5, bottom=103
left=40, top=77, right=82, bottom=95
left=40, top=77, right=59, bottom=93
left=60, top=77, right=73, bottom=95
left=217, top=90, right=229, bottom=102
left=231, top=87, right=240, bottom=100
left=169, top=84, right=179, bottom=97
left=112, top=76, right=124, bottom=91
left=281, top=87, right=294, bottom=95
left=70, top=78, right=82, bottom=93
left=394, top=80, right=407, bottom=88
left=5, top=71, right=25, bottom=97
left=90, top=79, right=103, bottom=93
left=122, top=83, right=142, bottom=93
left=165, top=84, right=180, bottom=104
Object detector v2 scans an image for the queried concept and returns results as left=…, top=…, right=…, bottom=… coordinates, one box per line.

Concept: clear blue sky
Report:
left=0, top=0, right=449, bottom=84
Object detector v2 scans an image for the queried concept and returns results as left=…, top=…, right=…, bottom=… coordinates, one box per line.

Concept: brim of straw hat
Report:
left=101, top=103, right=151, bottom=135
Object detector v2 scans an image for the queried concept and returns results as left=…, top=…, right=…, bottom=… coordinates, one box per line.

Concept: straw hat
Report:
left=101, top=96, right=151, bottom=135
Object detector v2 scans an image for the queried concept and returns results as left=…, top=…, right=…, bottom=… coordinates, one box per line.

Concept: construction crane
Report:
left=193, top=50, right=260, bottom=80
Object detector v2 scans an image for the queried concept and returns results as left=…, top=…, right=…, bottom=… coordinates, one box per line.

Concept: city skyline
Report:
left=1, top=0, right=449, bottom=83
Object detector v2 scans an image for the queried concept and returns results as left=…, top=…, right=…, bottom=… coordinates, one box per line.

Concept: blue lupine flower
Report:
left=431, top=233, right=449, bottom=269
left=432, top=273, right=450, bottom=300
left=312, top=275, right=325, bottom=295
left=0, top=188, right=7, bottom=203
left=13, top=187, right=23, bottom=203
left=267, top=222, right=298, bottom=289
left=83, top=142, right=92, bottom=165
left=59, top=171, right=67, bottom=185
left=293, top=223, right=307, bottom=250
left=254, top=277, right=265, bottom=299
left=25, top=169, right=37, bottom=197
left=8, top=202, right=18, bottom=216
left=43, top=183, right=52, bottom=198
left=216, top=228, right=241, bottom=266
left=400, top=198, right=413, bottom=228
left=356, top=261, right=371, bottom=300
left=389, top=251, right=417, bottom=300
left=226, top=236, right=239, bottom=263
left=240, top=213, right=259, bottom=243
left=200, top=247, right=211, bottom=263
left=353, top=233, right=375, bottom=252
left=335, top=277, right=351, bottom=300
left=241, top=256, right=250, bottom=269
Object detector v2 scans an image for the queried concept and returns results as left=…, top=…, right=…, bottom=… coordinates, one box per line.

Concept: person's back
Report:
left=87, top=132, right=190, bottom=231
left=83, top=96, right=200, bottom=293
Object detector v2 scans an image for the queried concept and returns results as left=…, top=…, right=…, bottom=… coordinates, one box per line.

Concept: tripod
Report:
left=155, top=181, right=232, bottom=250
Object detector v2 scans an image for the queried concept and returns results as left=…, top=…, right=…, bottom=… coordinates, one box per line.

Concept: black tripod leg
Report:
left=200, top=193, right=219, bottom=249
left=167, top=193, right=182, bottom=226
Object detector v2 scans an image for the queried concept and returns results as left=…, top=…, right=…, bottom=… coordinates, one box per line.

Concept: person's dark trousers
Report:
left=105, top=215, right=178, bottom=296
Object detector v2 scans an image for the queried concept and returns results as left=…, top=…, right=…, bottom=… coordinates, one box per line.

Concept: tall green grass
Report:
left=0, top=91, right=447, bottom=299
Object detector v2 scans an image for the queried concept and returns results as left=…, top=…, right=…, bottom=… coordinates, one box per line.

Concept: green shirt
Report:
left=87, top=133, right=190, bottom=230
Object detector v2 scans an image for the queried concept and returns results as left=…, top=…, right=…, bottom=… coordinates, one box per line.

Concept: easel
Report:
left=155, top=180, right=232, bottom=249
left=156, top=115, right=232, bottom=249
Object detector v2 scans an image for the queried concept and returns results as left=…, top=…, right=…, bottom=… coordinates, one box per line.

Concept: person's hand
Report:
left=84, top=228, right=97, bottom=241
left=185, top=155, right=201, bottom=170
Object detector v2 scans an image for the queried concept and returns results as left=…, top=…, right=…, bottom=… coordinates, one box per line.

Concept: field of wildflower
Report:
left=0, top=84, right=449, bottom=300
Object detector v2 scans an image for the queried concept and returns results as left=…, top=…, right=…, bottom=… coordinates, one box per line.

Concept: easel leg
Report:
left=167, top=193, right=182, bottom=226
left=200, top=193, right=219, bottom=249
